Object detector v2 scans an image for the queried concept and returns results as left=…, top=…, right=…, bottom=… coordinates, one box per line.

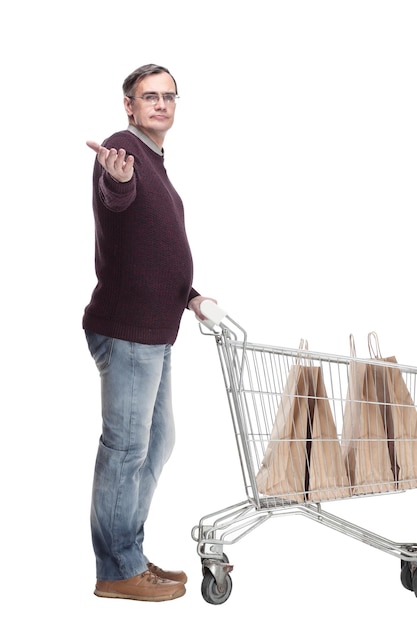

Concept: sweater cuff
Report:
left=104, top=170, right=135, bottom=193
left=187, top=288, right=200, bottom=307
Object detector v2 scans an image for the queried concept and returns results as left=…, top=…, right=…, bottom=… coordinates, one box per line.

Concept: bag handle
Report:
left=296, top=338, right=311, bottom=366
left=368, top=331, right=382, bottom=359
left=299, top=338, right=309, bottom=351
left=349, top=334, right=357, bottom=358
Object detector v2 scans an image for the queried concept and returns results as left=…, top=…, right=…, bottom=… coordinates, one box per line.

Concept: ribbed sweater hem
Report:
left=82, top=313, right=179, bottom=346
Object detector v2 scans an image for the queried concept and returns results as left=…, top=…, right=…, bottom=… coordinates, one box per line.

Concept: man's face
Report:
left=124, top=72, right=177, bottom=147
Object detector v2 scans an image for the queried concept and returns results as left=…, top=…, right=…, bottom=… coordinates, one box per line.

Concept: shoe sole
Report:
left=94, top=587, right=186, bottom=602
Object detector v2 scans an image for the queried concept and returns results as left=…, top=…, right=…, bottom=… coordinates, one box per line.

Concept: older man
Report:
left=83, top=63, right=214, bottom=602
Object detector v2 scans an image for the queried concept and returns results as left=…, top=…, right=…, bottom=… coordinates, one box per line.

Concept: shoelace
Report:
left=141, top=570, right=160, bottom=584
left=148, top=563, right=163, bottom=577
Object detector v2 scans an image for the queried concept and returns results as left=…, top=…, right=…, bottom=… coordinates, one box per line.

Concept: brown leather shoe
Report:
left=147, top=562, right=188, bottom=584
left=94, top=570, right=185, bottom=602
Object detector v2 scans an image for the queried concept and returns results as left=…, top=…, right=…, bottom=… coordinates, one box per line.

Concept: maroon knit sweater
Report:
left=82, top=129, right=199, bottom=345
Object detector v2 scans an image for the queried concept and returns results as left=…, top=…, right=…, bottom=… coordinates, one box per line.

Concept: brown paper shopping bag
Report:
left=256, top=341, right=351, bottom=503
left=368, top=332, right=417, bottom=489
left=342, top=336, right=395, bottom=495
left=307, top=367, right=351, bottom=501
left=256, top=344, right=311, bottom=502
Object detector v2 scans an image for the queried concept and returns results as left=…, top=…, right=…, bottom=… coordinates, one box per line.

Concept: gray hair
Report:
left=122, top=64, right=178, bottom=96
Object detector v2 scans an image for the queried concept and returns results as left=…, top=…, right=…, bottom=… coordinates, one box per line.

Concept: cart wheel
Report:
left=400, top=562, right=413, bottom=591
left=201, top=570, right=232, bottom=605
left=412, top=568, right=417, bottom=597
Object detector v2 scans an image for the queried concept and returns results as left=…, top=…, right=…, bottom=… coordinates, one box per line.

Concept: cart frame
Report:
left=191, top=301, right=417, bottom=604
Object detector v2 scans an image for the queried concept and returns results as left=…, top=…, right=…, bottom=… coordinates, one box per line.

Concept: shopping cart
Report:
left=191, top=301, right=417, bottom=604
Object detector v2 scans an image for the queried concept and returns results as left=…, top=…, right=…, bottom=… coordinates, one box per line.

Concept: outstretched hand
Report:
left=86, top=140, right=135, bottom=183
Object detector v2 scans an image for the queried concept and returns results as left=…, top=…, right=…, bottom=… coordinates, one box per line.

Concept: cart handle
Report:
left=198, top=300, right=227, bottom=330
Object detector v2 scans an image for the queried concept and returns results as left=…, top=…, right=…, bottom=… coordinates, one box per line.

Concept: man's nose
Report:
left=154, top=95, right=167, bottom=108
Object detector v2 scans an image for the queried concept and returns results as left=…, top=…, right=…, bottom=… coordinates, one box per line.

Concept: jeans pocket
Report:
left=85, top=331, right=114, bottom=371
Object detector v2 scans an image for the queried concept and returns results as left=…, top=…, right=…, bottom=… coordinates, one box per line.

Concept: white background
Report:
left=2, top=0, right=417, bottom=623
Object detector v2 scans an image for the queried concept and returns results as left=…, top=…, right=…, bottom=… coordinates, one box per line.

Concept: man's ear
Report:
left=124, top=96, right=133, bottom=117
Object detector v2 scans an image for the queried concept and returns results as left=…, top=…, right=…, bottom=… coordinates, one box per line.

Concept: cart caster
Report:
left=200, top=558, right=234, bottom=605
left=400, top=562, right=413, bottom=591
left=201, top=570, right=233, bottom=605
left=400, top=560, right=417, bottom=596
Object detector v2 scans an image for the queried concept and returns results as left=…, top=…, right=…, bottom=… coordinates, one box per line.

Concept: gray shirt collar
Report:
left=127, top=124, right=164, bottom=156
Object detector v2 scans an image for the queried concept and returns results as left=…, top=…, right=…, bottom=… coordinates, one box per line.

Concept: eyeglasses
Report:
left=127, top=92, right=179, bottom=106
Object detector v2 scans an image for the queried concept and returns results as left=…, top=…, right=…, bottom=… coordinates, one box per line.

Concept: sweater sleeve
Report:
left=97, top=169, right=137, bottom=213
left=95, top=132, right=139, bottom=212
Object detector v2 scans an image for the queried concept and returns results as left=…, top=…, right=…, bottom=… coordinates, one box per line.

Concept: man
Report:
left=83, top=64, right=214, bottom=602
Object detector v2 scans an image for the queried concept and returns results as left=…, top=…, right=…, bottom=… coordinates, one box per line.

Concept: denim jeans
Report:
left=85, top=331, right=175, bottom=581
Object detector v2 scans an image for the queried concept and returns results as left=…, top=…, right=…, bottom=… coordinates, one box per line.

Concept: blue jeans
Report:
left=85, top=331, right=175, bottom=581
